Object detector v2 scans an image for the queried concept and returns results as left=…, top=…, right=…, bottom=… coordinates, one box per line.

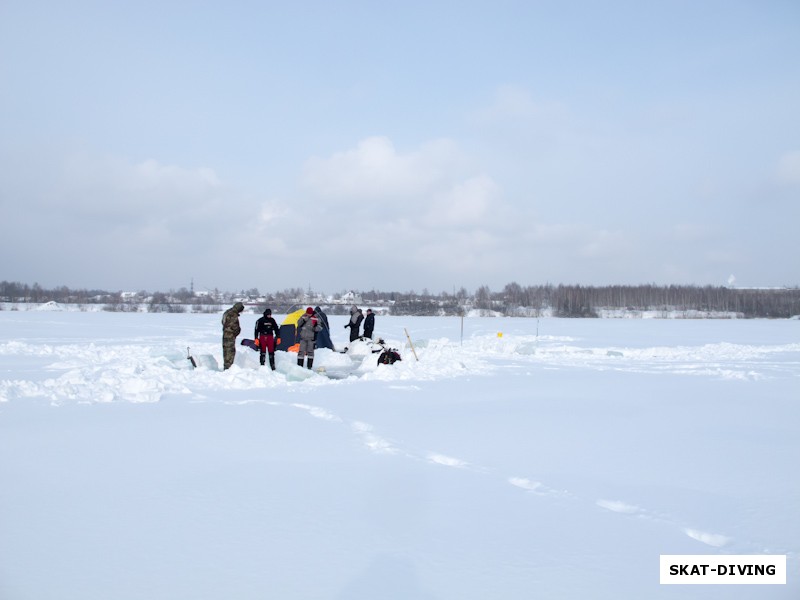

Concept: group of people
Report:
left=220, top=303, right=375, bottom=370
left=344, top=305, right=374, bottom=342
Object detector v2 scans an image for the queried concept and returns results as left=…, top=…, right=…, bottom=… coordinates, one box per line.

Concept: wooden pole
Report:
left=404, top=328, right=419, bottom=361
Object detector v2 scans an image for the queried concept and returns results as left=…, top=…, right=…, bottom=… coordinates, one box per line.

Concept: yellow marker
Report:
left=497, top=332, right=503, bottom=338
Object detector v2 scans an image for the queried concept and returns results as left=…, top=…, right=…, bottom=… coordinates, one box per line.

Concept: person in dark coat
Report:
left=296, top=307, right=322, bottom=369
left=314, top=306, right=334, bottom=350
left=363, top=308, right=375, bottom=339
left=221, top=302, right=244, bottom=369
left=254, top=308, right=280, bottom=370
left=344, top=305, right=364, bottom=342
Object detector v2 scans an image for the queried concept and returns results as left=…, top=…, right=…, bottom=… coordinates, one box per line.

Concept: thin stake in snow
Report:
left=404, top=328, right=419, bottom=361
left=187, top=347, right=197, bottom=368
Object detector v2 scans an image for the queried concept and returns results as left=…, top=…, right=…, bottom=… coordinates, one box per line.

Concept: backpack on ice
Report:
left=377, top=350, right=401, bottom=365
left=377, top=340, right=402, bottom=365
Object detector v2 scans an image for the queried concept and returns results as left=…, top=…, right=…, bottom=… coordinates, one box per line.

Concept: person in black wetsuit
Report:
left=254, top=308, right=280, bottom=370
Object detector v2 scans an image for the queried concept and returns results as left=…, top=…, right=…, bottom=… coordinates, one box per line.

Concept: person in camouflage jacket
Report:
left=221, top=302, right=244, bottom=369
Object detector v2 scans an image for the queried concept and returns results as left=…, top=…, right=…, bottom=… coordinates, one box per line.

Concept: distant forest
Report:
left=2, top=280, right=799, bottom=318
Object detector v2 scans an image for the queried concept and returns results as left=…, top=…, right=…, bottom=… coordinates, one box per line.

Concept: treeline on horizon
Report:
left=2, top=280, right=799, bottom=318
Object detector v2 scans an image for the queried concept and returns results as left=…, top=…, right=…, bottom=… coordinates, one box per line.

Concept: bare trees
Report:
left=2, top=280, right=799, bottom=318
left=489, top=284, right=800, bottom=318
left=475, top=285, right=492, bottom=310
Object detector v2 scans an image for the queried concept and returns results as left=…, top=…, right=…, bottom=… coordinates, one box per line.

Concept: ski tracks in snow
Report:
left=268, top=398, right=790, bottom=559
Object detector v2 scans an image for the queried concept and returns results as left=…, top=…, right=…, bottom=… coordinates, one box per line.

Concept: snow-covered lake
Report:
left=1, top=310, right=798, bottom=599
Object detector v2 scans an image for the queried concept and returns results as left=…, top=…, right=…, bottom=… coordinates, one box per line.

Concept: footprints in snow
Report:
left=593, top=498, right=734, bottom=549
left=427, top=453, right=470, bottom=469
left=595, top=498, right=643, bottom=515
left=683, top=528, right=732, bottom=548
left=291, top=403, right=341, bottom=422
left=286, top=400, right=738, bottom=551
left=351, top=421, right=400, bottom=455
left=509, top=476, right=568, bottom=499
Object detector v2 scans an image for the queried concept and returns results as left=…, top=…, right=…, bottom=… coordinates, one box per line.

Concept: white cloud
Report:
left=133, top=158, right=221, bottom=193
left=54, top=154, right=229, bottom=228
left=301, top=136, right=466, bottom=201
left=776, top=150, right=800, bottom=185
left=426, top=175, right=500, bottom=227
left=576, top=229, right=631, bottom=260
left=278, top=136, right=523, bottom=286
left=473, top=85, right=566, bottom=125
left=5, top=127, right=792, bottom=292
left=293, top=136, right=511, bottom=258
left=671, top=222, right=716, bottom=242
left=300, top=137, right=506, bottom=232
left=0, top=151, right=259, bottom=289
left=257, top=203, right=288, bottom=227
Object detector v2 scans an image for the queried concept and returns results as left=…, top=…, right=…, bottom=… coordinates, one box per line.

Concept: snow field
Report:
left=0, top=312, right=798, bottom=599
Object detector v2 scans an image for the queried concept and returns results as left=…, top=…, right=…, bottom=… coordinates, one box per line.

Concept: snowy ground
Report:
left=1, top=310, right=798, bottom=599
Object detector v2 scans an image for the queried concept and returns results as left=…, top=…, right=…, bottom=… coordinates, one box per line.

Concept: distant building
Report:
left=340, top=291, right=363, bottom=305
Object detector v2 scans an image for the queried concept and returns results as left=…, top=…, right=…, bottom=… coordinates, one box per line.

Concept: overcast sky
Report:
left=1, top=1, right=798, bottom=294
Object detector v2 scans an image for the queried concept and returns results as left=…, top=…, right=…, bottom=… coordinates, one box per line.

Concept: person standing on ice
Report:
left=363, top=308, right=375, bottom=339
left=344, top=305, right=363, bottom=342
left=295, top=307, right=322, bottom=369
left=254, top=308, right=280, bottom=370
left=314, top=305, right=334, bottom=350
left=221, top=302, right=244, bottom=369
